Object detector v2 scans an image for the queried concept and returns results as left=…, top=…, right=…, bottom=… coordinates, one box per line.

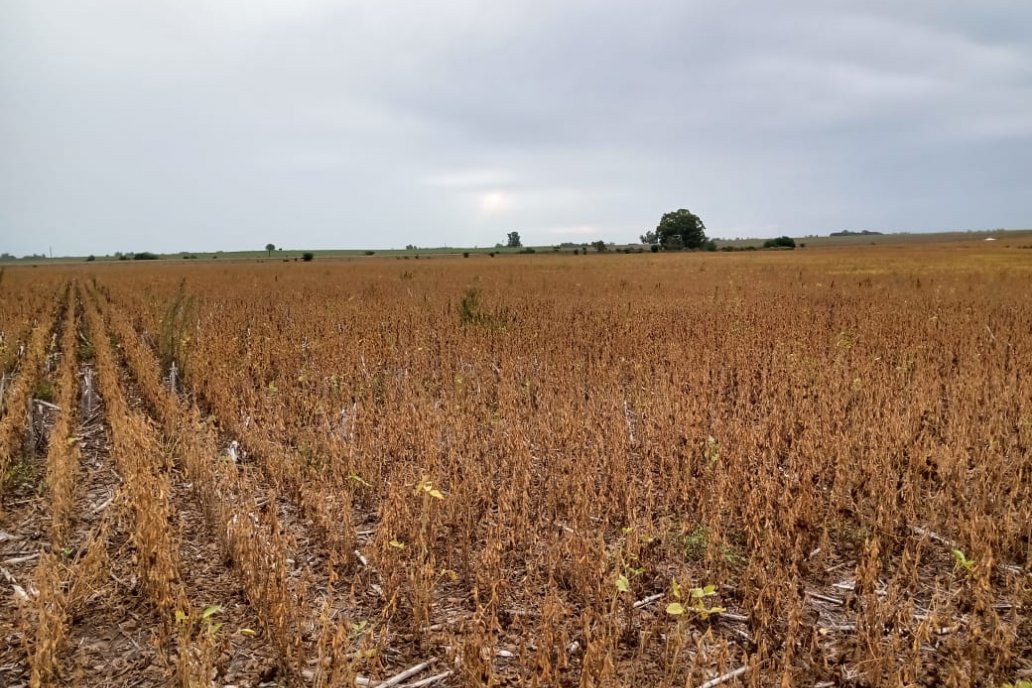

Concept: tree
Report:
left=265, top=243, right=275, bottom=257
left=506, top=231, right=522, bottom=248
left=763, top=236, right=796, bottom=249
left=591, top=240, right=608, bottom=253
left=640, top=230, right=659, bottom=245
left=655, top=209, right=707, bottom=250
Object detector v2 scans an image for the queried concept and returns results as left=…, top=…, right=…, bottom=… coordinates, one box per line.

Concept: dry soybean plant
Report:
left=0, top=245, right=1028, bottom=686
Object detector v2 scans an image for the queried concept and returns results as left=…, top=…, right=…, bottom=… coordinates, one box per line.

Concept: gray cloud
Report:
left=2, top=0, right=1030, bottom=255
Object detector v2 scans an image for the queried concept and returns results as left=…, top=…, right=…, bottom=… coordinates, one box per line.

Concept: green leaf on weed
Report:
left=951, top=548, right=974, bottom=571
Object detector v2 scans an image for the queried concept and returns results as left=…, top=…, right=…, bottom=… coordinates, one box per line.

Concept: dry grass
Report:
left=1, top=243, right=1029, bottom=686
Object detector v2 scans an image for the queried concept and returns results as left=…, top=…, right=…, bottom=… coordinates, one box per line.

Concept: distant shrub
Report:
left=463, top=252, right=470, bottom=258
left=302, top=252, right=314, bottom=262
left=86, top=255, right=96, bottom=262
left=364, top=250, right=375, bottom=256
left=650, top=244, right=660, bottom=253
left=519, top=247, right=536, bottom=254
left=133, top=252, right=159, bottom=260
left=763, top=236, right=796, bottom=249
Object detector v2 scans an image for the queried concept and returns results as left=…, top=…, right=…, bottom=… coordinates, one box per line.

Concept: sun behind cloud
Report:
left=478, top=190, right=512, bottom=214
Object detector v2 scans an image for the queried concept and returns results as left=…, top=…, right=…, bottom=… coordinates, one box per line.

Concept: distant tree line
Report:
left=763, top=236, right=796, bottom=249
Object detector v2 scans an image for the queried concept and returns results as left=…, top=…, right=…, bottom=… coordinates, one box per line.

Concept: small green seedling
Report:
left=705, top=435, right=721, bottom=463
left=415, top=476, right=444, bottom=499
left=951, top=548, right=975, bottom=572
left=349, top=620, right=369, bottom=638
left=348, top=473, right=371, bottom=487
left=176, top=604, right=224, bottom=638
left=665, top=579, right=725, bottom=619
left=684, top=526, right=708, bottom=561
left=666, top=578, right=685, bottom=615
left=201, top=605, right=223, bottom=637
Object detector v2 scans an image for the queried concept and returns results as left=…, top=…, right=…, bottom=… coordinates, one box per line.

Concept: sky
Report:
left=2, top=1, right=1031, bottom=255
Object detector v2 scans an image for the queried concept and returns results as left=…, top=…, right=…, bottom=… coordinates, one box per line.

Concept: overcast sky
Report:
left=2, top=1, right=1030, bottom=255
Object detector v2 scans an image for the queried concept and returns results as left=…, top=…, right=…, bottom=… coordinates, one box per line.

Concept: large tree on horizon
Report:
left=655, top=209, right=707, bottom=249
